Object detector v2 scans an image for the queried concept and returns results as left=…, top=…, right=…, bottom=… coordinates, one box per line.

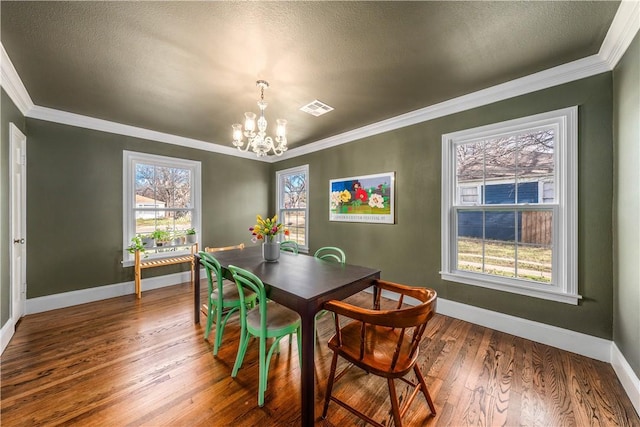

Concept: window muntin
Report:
left=442, top=107, right=579, bottom=304
left=123, top=151, right=201, bottom=264
left=276, top=165, right=309, bottom=251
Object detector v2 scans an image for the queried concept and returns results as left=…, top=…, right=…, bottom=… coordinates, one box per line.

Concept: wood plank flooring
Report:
left=1, top=281, right=638, bottom=426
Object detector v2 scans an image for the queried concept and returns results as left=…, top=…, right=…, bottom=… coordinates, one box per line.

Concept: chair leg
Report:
left=232, top=324, right=250, bottom=377
left=387, top=378, right=403, bottom=427
left=204, top=304, right=214, bottom=340
left=413, top=364, right=436, bottom=415
left=258, top=336, right=267, bottom=407
left=322, top=352, right=339, bottom=419
left=214, top=307, right=225, bottom=355
left=296, top=326, right=302, bottom=368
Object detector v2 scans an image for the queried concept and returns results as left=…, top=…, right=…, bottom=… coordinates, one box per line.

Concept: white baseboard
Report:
left=25, top=270, right=196, bottom=315
left=1, top=317, right=16, bottom=354
left=435, top=297, right=612, bottom=362
left=611, top=342, right=640, bottom=416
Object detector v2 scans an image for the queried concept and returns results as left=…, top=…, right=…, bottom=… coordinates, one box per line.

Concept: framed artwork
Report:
left=329, top=172, right=395, bottom=224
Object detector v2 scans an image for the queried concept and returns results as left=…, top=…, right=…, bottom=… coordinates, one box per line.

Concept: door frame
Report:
left=9, top=123, right=26, bottom=325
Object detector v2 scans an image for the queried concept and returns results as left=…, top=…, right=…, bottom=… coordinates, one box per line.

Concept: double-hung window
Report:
left=123, top=151, right=201, bottom=265
left=441, top=107, right=580, bottom=304
left=276, top=165, right=309, bottom=252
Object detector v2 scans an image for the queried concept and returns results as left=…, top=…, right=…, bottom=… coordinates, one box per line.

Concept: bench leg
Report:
left=135, top=250, right=142, bottom=299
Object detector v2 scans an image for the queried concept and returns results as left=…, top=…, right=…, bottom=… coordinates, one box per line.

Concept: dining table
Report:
left=193, top=245, right=381, bottom=426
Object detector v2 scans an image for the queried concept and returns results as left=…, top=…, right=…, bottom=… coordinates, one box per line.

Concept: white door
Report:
left=10, top=123, right=26, bottom=323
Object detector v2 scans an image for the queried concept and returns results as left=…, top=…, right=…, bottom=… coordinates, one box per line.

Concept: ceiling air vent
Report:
left=300, top=100, right=334, bottom=117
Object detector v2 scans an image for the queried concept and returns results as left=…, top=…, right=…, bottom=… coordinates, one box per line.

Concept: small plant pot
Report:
left=142, top=237, right=155, bottom=248
left=186, top=234, right=197, bottom=244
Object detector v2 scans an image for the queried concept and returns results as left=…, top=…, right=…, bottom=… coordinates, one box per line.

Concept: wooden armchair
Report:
left=321, top=280, right=437, bottom=427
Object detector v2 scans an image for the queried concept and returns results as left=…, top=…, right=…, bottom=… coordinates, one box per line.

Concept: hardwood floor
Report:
left=1, top=281, right=638, bottom=426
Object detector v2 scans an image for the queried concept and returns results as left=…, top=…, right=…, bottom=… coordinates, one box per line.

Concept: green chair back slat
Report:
left=279, top=240, right=299, bottom=254
left=314, top=246, right=346, bottom=265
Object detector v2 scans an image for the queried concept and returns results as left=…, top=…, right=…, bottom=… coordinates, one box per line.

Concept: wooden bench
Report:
left=134, top=243, right=198, bottom=298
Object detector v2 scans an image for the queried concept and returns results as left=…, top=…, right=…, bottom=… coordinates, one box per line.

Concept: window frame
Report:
left=276, top=164, right=309, bottom=253
left=441, top=106, right=580, bottom=304
left=122, top=150, right=201, bottom=266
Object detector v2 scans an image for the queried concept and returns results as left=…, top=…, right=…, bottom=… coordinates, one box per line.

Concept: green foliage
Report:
left=127, top=236, right=148, bottom=256
left=186, top=228, right=196, bottom=235
left=152, top=229, right=171, bottom=242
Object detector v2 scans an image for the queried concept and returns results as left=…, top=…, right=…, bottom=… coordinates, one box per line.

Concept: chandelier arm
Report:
left=235, top=139, right=252, bottom=153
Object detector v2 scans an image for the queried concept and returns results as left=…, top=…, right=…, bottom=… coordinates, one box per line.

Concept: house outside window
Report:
left=123, top=151, right=201, bottom=265
left=276, top=165, right=309, bottom=252
left=441, top=107, right=580, bottom=304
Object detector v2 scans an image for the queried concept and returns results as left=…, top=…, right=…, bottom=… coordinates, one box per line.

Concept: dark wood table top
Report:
left=205, top=245, right=381, bottom=314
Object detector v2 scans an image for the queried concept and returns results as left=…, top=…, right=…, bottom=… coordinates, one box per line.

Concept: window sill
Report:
left=440, top=271, right=582, bottom=305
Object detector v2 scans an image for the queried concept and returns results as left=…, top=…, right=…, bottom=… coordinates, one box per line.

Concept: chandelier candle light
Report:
left=232, top=80, right=288, bottom=157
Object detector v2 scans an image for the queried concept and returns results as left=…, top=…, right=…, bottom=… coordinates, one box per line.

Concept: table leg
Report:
left=194, top=257, right=201, bottom=324
left=300, top=310, right=316, bottom=426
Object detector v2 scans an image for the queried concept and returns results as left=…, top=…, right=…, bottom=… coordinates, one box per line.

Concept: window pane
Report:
left=282, top=173, right=307, bottom=208
left=459, top=186, right=479, bottom=205
left=484, top=137, right=516, bottom=203
left=457, top=209, right=484, bottom=274
left=518, top=210, right=553, bottom=283
left=135, top=211, right=159, bottom=236
left=456, top=141, right=484, bottom=184
left=518, top=129, right=555, bottom=203
left=484, top=210, right=516, bottom=278
left=281, top=210, right=306, bottom=246
left=173, top=210, right=193, bottom=233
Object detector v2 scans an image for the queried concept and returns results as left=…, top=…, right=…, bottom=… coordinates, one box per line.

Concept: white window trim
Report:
left=441, top=106, right=580, bottom=304
left=122, top=151, right=201, bottom=267
left=276, top=164, right=309, bottom=253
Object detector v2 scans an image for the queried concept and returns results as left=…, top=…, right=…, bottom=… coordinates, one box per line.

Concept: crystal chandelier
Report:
left=232, top=80, right=288, bottom=157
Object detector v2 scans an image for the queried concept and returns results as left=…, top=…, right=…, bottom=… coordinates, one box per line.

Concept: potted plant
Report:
left=127, top=236, right=148, bottom=257
left=185, top=228, right=197, bottom=244
left=152, top=229, right=171, bottom=247
left=140, top=233, right=155, bottom=248
left=171, top=230, right=185, bottom=246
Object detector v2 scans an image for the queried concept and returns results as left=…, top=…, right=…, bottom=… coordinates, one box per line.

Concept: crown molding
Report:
left=26, top=105, right=261, bottom=160
left=280, top=54, right=609, bottom=161
left=2, top=0, right=638, bottom=162
left=0, top=43, right=34, bottom=115
left=599, top=0, right=640, bottom=70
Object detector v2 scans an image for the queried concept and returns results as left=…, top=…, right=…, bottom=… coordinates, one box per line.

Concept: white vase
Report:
left=262, top=241, right=280, bottom=262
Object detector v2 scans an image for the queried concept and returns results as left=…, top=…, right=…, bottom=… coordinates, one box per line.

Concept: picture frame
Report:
left=329, top=172, right=395, bottom=224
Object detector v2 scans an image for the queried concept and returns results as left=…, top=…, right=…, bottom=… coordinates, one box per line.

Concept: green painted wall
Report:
left=613, top=33, right=640, bottom=377
left=1, top=89, right=25, bottom=327
left=275, top=73, right=614, bottom=339
left=25, top=118, right=270, bottom=298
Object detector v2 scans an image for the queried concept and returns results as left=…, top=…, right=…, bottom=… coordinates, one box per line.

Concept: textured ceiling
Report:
left=0, top=1, right=620, bottom=152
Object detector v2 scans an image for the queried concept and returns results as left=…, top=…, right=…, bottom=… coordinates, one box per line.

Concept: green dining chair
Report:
left=199, top=251, right=257, bottom=356
left=314, top=246, right=346, bottom=265
left=279, top=240, right=299, bottom=254
left=313, top=247, right=346, bottom=322
left=229, top=265, right=302, bottom=407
